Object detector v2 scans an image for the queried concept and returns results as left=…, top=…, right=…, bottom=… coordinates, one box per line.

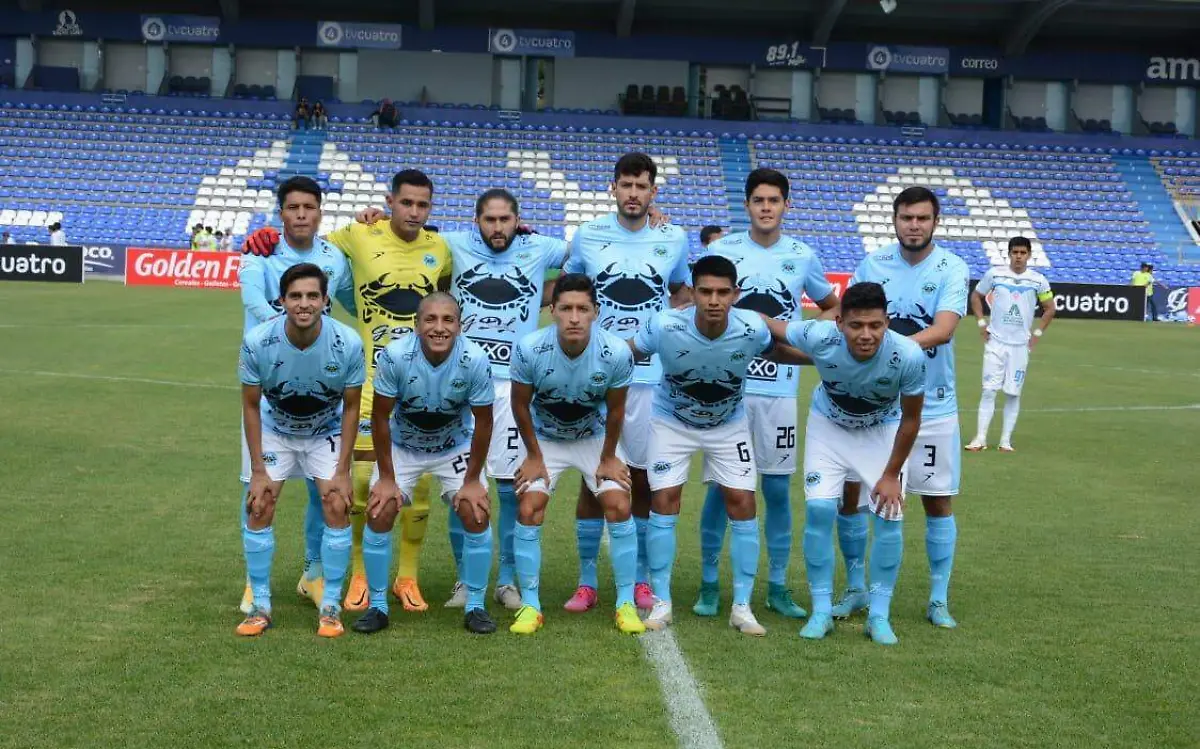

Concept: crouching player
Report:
left=356, top=293, right=498, bottom=635
left=508, top=274, right=644, bottom=635
left=237, top=263, right=365, bottom=637
left=762, top=282, right=925, bottom=645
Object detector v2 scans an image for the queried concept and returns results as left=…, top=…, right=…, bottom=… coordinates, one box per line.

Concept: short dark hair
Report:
left=699, top=225, right=724, bottom=246
left=893, top=186, right=940, bottom=217
left=417, top=291, right=460, bottom=319
left=745, top=168, right=790, bottom=201
left=279, top=262, right=329, bottom=297
left=277, top=176, right=323, bottom=208
left=551, top=273, right=598, bottom=306
left=841, top=282, right=889, bottom=315
left=475, top=188, right=519, bottom=218
left=1008, top=236, right=1032, bottom=251
left=613, top=152, right=657, bottom=184
left=391, top=168, right=434, bottom=196
left=691, top=254, right=738, bottom=287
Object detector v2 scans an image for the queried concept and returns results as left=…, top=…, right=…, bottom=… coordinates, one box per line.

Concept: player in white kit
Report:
left=966, top=236, right=1055, bottom=452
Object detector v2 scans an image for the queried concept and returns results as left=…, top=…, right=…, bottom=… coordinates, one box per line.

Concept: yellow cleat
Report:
left=615, top=602, right=646, bottom=635
left=509, top=605, right=545, bottom=635
left=343, top=574, right=369, bottom=612
left=296, top=574, right=325, bottom=608
left=239, top=584, right=253, bottom=615
left=393, top=577, right=429, bottom=612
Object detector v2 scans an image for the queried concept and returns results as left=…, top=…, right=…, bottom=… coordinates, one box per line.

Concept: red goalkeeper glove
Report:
left=241, top=227, right=280, bottom=257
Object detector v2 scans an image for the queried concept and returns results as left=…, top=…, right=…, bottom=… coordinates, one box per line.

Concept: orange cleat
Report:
left=236, top=608, right=272, bottom=637
left=343, top=574, right=369, bottom=612
left=317, top=607, right=345, bottom=638
left=393, top=577, right=429, bottom=612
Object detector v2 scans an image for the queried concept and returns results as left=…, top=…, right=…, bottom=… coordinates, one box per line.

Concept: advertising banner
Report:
left=1189, top=288, right=1200, bottom=324
left=488, top=28, right=576, bottom=58
left=140, top=15, right=220, bottom=43
left=83, top=244, right=127, bottom=276
left=0, top=245, right=85, bottom=283
left=124, top=248, right=240, bottom=290
left=316, top=20, right=402, bottom=49
left=971, top=280, right=1144, bottom=321
left=866, top=44, right=950, bottom=74
left=802, top=272, right=852, bottom=310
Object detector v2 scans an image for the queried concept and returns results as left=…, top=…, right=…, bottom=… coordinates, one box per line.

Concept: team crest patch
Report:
left=922, top=282, right=937, bottom=294
left=451, top=378, right=467, bottom=390
left=875, top=377, right=891, bottom=386
left=423, top=253, right=438, bottom=268
left=731, top=352, right=746, bottom=361
left=322, top=266, right=334, bottom=278
left=325, top=363, right=340, bottom=374
left=781, top=260, right=796, bottom=273
left=369, top=227, right=384, bottom=236
left=652, top=245, right=668, bottom=257
left=262, top=452, right=279, bottom=466
left=652, top=461, right=671, bottom=474
left=358, top=419, right=372, bottom=436
left=590, top=372, right=607, bottom=385
left=804, top=471, right=820, bottom=486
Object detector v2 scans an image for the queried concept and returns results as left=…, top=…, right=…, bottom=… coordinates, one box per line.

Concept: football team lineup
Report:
left=231, top=151, right=1044, bottom=645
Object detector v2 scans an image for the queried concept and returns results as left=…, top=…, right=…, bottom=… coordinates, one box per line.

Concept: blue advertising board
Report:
left=140, top=15, right=220, bottom=43
left=866, top=44, right=950, bottom=74
left=488, top=28, right=575, bottom=58
left=316, top=20, right=403, bottom=49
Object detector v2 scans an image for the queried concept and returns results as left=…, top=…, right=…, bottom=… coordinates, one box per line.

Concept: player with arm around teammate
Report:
left=762, top=282, right=925, bottom=645
left=237, top=263, right=365, bottom=638
left=966, top=236, right=1055, bottom=452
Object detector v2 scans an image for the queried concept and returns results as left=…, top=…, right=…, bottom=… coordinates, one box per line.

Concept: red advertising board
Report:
left=1189, top=287, right=1200, bottom=324
left=124, top=248, right=241, bottom=290
left=801, top=271, right=852, bottom=309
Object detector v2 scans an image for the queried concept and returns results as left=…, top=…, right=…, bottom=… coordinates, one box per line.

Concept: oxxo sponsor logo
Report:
left=1146, top=56, right=1200, bottom=83
left=473, top=337, right=513, bottom=365
left=0, top=245, right=84, bottom=283
left=125, top=248, right=241, bottom=290
left=746, top=357, right=777, bottom=381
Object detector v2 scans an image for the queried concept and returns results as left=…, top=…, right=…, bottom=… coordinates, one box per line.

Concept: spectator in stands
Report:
left=312, top=101, right=328, bottom=130
left=690, top=224, right=726, bottom=269
left=48, top=222, right=67, bottom=246
left=1130, top=262, right=1160, bottom=321
left=372, top=99, right=398, bottom=129
left=215, top=230, right=233, bottom=251
left=190, top=223, right=204, bottom=249
left=294, top=98, right=311, bottom=130
left=2, top=231, right=12, bottom=244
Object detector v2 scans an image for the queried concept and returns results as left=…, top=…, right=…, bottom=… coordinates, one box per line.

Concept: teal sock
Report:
left=647, top=511, right=679, bottom=603
left=319, top=525, right=351, bottom=611
left=608, top=518, right=637, bottom=607
left=514, top=522, right=543, bottom=611
left=463, top=527, right=493, bottom=612
left=496, top=480, right=517, bottom=587
left=362, top=527, right=391, bottom=614
left=926, top=515, right=957, bottom=604
left=761, top=474, right=792, bottom=586
left=868, top=515, right=903, bottom=619
left=730, top=518, right=760, bottom=607
left=803, top=499, right=837, bottom=616
left=635, top=515, right=650, bottom=584
left=303, top=479, right=324, bottom=573
left=448, top=510, right=466, bottom=581
left=837, top=510, right=869, bottom=591
left=699, top=484, right=727, bottom=585
left=242, top=524, right=275, bottom=612
left=576, top=518, right=604, bottom=589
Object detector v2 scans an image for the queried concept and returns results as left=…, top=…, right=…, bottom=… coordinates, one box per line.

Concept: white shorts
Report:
left=646, top=416, right=757, bottom=492
left=905, top=415, right=961, bottom=497
left=620, top=384, right=655, bottom=469
left=522, top=436, right=628, bottom=497
left=803, top=412, right=907, bottom=518
left=982, top=338, right=1030, bottom=397
left=487, top=380, right=523, bottom=480
left=240, top=429, right=341, bottom=484
left=745, top=394, right=798, bottom=475
left=371, top=443, right=472, bottom=504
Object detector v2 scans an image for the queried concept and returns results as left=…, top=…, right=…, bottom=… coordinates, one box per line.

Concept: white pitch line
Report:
left=640, top=629, right=725, bottom=749
left=0, top=369, right=237, bottom=391
left=1075, top=364, right=1200, bottom=380
left=1024, top=402, right=1200, bottom=414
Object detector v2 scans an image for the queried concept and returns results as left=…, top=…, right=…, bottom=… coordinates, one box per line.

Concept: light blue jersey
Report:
left=238, top=236, right=355, bottom=334
left=703, top=231, right=833, bottom=398
left=442, top=230, right=568, bottom=380
left=785, top=319, right=926, bottom=429
left=238, top=316, right=366, bottom=436
left=633, top=307, right=773, bottom=429
left=373, top=333, right=495, bottom=454
left=510, top=326, right=635, bottom=442
left=851, top=244, right=969, bottom=420
left=563, top=214, right=690, bottom=386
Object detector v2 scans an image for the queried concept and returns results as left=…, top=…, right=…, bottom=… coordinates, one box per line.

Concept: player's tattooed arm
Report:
left=908, top=310, right=960, bottom=350
left=510, top=381, right=549, bottom=493
left=875, top=393, right=924, bottom=520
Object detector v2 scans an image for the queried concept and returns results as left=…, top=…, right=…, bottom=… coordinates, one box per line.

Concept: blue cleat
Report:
left=765, top=583, right=808, bottom=619
left=692, top=581, right=720, bottom=617
left=798, top=612, right=834, bottom=640
left=927, top=602, right=958, bottom=629
left=865, top=616, right=898, bottom=646
left=830, top=587, right=868, bottom=619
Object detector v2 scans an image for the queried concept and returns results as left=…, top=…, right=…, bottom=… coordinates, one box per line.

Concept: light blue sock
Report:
left=803, top=499, right=838, bottom=616
left=514, top=522, right=543, bottom=611
left=761, top=474, right=792, bottom=586
left=647, top=511, right=679, bottom=603
left=576, top=518, right=604, bottom=589
left=462, top=527, right=493, bottom=612
left=608, top=518, right=637, bottom=607
left=868, top=515, right=903, bottom=620
left=362, top=527, right=391, bottom=614
left=635, top=516, right=650, bottom=584
left=448, top=510, right=466, bottom=580
left=496, top=480, right=517, bottom=587
left=319, top=525, right=351, bottom=611
left=926, top=515, right=958, bottom=604
left=303, top=479, right=324, bottom=576
left=242, top=524, right=275, bottom=612
left=730, top=518, right=761, bottom=607
left=699, top=484, right=728, bottom=584
left=837, top=509, right=869, bottom=591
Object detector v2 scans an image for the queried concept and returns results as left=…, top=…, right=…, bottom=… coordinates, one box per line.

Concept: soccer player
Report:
left=243, top=169, right=452, bottom=614
left=967, top=236, right=1055, bottom=452
left=691, top=224, right=725, bottom=270
left=564, top=152, right=691, bottom=614
left=839, top=186, right=969, bottom=629
left=631, top=255, right=804, bottom=636
left=507, top=274, right=644, bottom=635
left=354, top=293, right=497, bottom=635
left=763, top=282, right=925, bottom=645
left=694, top=168, right=839, bottom=620
left=237, top=176, right=354, bottom=615
left=237, top=262, right=365, bottom=637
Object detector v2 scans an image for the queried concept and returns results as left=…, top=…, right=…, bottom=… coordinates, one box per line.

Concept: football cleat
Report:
left=831, top=588, right=869, bottom=619
left=964, top=440, right=987, bottom=452
left=765, top=584, right=808, bottom=619
left=464, top=608, right=497, bottom=635
left=615, top=602, right=646, bottom=635
left=997, top=443, right=1015, bottom=453
left=317, top=606, right=344, bottom=638
left=343, top=574, right=369, bottom=612
left=691, top=581, right=720, bottom=617
left=296, top=573, right=325, bottom=608
left=493, top=583, right=522, bottom=611
left=643, top=599, right=673, bottom=631
left=865, top=616, right=898, bottom=646
left=927, top=602, right=958, bottom=629
left=634, top=582, right=656, bottom=611
left=352, top=607, right=389, bottom=634
left=799, top=613, right=835, bottom=640
left=393, top=577, right=428, bottom=612
left=563, top=585, right=598, bottom=613
left=236, top=607, right=272, bottom=637
left=509, top=605, right=544, bottom=635
left=239, top=583, right=254, bottom=615
left=729, top=604, right=767, bottom=637
left=444, top=581, right=467, bottom=608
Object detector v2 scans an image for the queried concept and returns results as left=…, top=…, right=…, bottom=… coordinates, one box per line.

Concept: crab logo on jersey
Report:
left=668, top=367, right=743, bottom=423
left=888, top=303, right=938, bottom=358
left=735, top=276, right=797, bottom=320
left=594, top=262, right=665, bottom=314
left=263, top=380, right=343, bottom=421
left=822, top=381, right=894, bottom=424
left=398, top=396, right=460, bottom=434
left=536, top=388, right=600, bottom=433
left=359, top=272, right=437, bottom=324
left=456, top=263, right=538, bottom=324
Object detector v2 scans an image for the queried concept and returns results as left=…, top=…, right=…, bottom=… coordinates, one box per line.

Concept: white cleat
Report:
left=493, top=584, right=523, bottom=611
left=444, top=581, right=467, bottom=608
left=964, top=439, right=987, bottom=452
left=729, top=603, right=767, bottom=637
left=643, top=599, right=674, bottom=631
left=998, top=443, right=1015, bottom=453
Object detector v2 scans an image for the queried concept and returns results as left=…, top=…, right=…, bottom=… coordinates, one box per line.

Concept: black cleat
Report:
left=464, top=608, right=497, bottom=635
left=352, top=607, right=390, bottom=634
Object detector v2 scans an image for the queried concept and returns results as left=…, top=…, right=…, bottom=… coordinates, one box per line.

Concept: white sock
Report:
left=975, top=390, right=998, bottom=443
left=1000, top=395, right=1021, bottom=445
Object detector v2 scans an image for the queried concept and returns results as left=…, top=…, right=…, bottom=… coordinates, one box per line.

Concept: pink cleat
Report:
left=634, top=582, right=656, bottom=611
left=563, top=585, right=598, bottom=613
